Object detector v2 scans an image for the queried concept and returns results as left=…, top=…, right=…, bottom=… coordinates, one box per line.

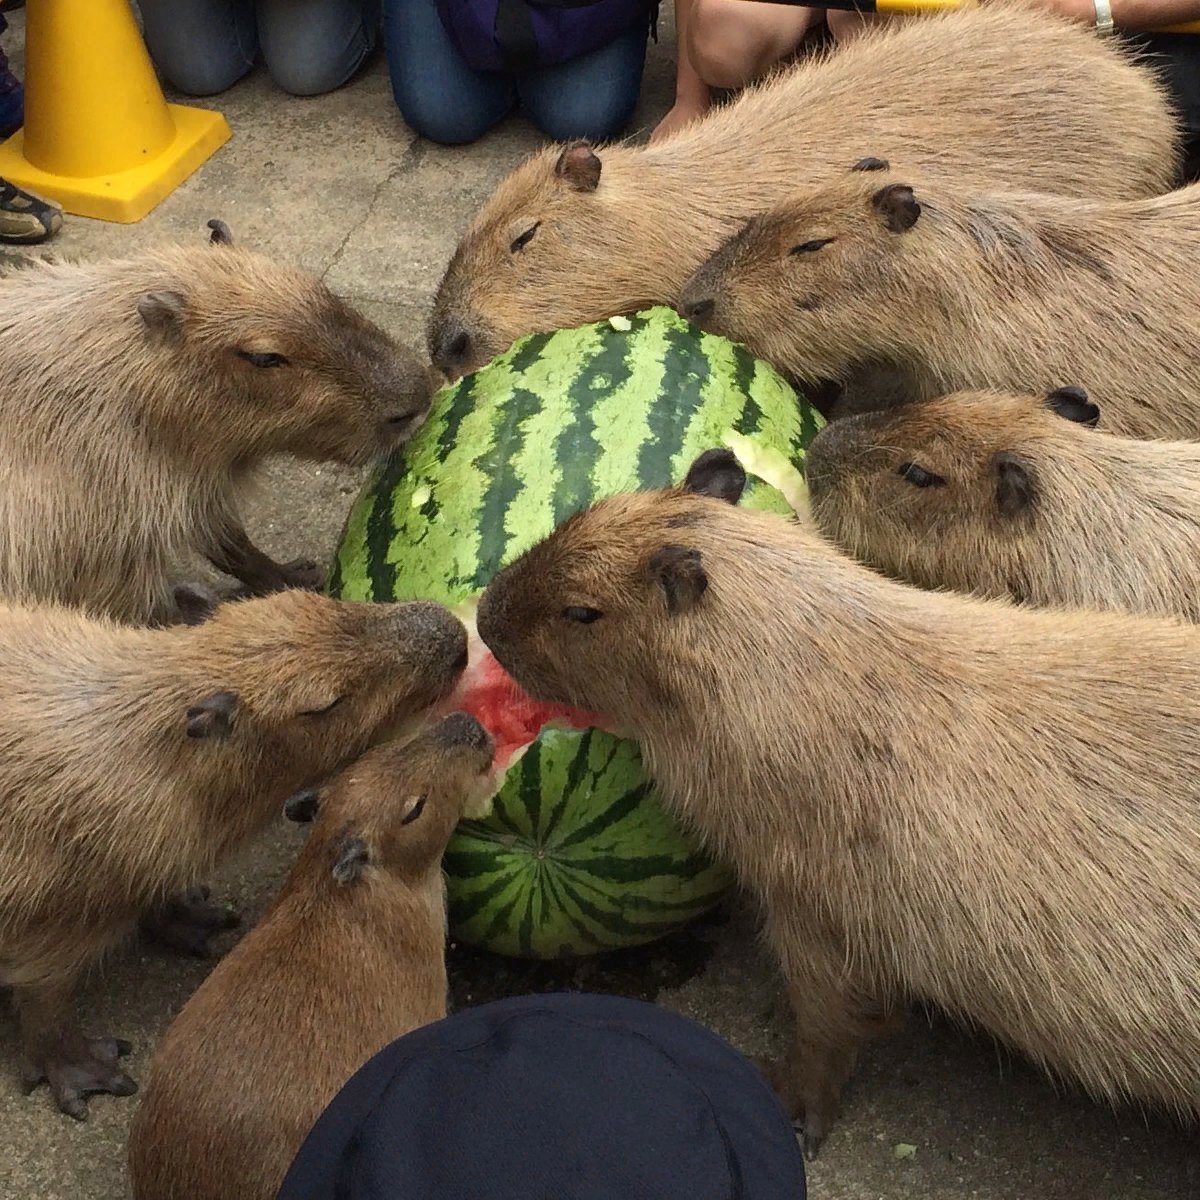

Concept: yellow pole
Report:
left=0, top=0, right=232, bottom=223
left=752, top=0, right=1200, bottom=34
left=867, top=0, right=1200, bottom=34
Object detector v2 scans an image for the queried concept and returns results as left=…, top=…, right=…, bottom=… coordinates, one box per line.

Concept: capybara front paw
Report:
left=759, top=1053, right=838, bottom=1161
left=140, top=885, right=240, bottom=958
left=279, top=558, right=325, bottom=591
left=21, top=1034, right=136, bottom=1120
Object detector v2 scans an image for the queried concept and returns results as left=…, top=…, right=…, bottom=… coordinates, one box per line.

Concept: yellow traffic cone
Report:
left=0, top=0, right=231, bottom=223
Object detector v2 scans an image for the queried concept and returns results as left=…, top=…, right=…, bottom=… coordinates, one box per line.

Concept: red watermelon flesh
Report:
left=444, top=625, right=611, bottom=773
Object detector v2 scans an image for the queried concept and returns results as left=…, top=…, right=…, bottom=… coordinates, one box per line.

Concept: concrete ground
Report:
left=1, top=9, right=1197, bottom=1199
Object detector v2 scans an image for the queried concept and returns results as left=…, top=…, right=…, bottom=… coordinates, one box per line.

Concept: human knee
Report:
left=391, top=83, right=509, bottom=144
left=528, top=89, right=640, bottom=144
left=687, top=0, right=771, bottom=90
left=259, top=0, right=379, bottom=95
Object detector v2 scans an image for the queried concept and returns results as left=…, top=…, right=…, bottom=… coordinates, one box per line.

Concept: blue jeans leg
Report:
left=257, top=0, right=380, bottom=96
left=383, top=0, right=514, bottom=145
left=138, top=0, right=259, bottom=97
left=517, top=24, right=648, bottom=143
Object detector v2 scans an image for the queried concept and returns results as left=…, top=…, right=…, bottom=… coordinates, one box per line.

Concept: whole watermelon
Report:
left=331, top=306, right=823, bottom=959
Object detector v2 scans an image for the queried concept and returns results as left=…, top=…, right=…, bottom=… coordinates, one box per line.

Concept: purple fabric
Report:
left=436, top=0, right=650, bottom=73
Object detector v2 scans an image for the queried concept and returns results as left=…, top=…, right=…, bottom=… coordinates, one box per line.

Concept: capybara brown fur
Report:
left=427, top=3, right=1178, bottom=378
left=127, top=713, right=493, bottom=1200
left=807, top=386, right=1200, bottom=620
left=679, top=166, right=1200, bottom=437
left=0, top=591, right=467, bottom=1119
left=477, top=449, right=1200, bottom=1157
left=0, top=221, right=433, bottom=625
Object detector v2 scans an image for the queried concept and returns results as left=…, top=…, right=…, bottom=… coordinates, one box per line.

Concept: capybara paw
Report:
left=172, top=582, right=221, bottom=625
left=140, top=885, right=240, bottom=958
left=21, top=1035, right=136, bottom=1120
left=759, top=1054, right=837, bottom=1160
left=279, top=558, right=325, bottom=591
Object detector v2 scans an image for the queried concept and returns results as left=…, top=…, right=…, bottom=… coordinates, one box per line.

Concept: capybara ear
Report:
left=1045, top=386, right=1100, bottom=427
left=682, top=449, right=747, bottom=505
left=206, top=218, right=234, bottom=246
left=851, top=157, right=890, bottom=173
left=648, top=546, right=708, bottom=615
left=870, top=184, right=921, bottom=233
left=554, top=141, right=602, bottom=192
left=138, top=290, right=187, bottom=342
left=185, top=690, right=239, bottom=739
left=992, top=452, right=1037, bottom=517
left=284, top=786, right=321, bottom=823
left=332, top=835, right=370, bottom=884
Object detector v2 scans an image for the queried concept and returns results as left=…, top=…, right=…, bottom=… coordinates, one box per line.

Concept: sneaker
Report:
left=0, top=178, right=62, bottom=243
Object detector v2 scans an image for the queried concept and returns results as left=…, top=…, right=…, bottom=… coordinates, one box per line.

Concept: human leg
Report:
left=687, top=0, right=818, bottom=91
left=518, top=24, right=648, bottom=143
left=138, top=0, right=258, bottom=97
left=257, top=0, right=380, bottom=96
left=825, top=6, right=889, bottom=39
left=382, top=0, right=514, bottom=144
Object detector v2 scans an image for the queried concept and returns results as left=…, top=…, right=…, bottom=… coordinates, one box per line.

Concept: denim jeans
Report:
left=137, top=0, right=380, bottom=97
left=383, top=0, right=647, bottom=145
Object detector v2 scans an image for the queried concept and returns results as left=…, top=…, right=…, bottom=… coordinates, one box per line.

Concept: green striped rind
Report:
left=331, top=305, right=824, bottom=958
left=331, top=306, right=822, bottom=606
left=443, top=729, right=731, bottom=959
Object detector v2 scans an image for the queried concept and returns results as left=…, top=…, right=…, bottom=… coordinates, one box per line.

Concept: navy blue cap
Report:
left=278, top=992, right=806, bottom=1199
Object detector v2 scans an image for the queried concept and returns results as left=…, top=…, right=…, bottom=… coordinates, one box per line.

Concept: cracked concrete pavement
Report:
left=1, top=8, right=1198, bottom=1199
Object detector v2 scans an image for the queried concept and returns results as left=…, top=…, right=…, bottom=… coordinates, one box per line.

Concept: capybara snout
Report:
left=383, top=600, right=470, bottom=685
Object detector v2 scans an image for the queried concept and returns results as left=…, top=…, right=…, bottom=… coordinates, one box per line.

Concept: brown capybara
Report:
left=0, top=220, right=432, bottom=626
left=427, top=3, right=1178, bottom=378
left=678, top=165, right=1200, bottom=437
left=806, top=386, right=1200, bottom=621
left=0, top=591, right=466, bottom=1119
left=476, top=448, right=1200, bottom=1157
left=127, top=713, right=493, bottom=1200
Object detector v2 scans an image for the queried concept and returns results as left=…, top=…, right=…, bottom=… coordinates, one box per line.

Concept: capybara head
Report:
left=137, top=221, right=433, bottom=464
left=678, top=160, right=922, bottom=383
left=283, top=712, right=493, bottom=884
left=476, top=450, right=750, bottom=720
left=806, top=387, right=1102, bottom=591
left=182, top=591, right=468, bottom=775
left=428, top=143, right=634, bottom=379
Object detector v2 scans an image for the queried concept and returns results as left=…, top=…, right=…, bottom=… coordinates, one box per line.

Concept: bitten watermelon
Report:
left=331, top=306, right=823, bottom=958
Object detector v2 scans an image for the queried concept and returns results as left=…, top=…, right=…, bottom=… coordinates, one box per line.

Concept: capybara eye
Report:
left=897, top=462, right=947, bottom=489
left=789, top=238, right=835, bottom=255
left=562, top=606, right=603, bottom=624
left=299, top=696, right=343, bottom=718
left=400, top=795, right=427, bottom=826
left=237, top=350, right=289, bottom=369
left=509, top=223, right=541, bottom=254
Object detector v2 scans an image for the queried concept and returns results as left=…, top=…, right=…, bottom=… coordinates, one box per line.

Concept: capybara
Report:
left=476, top=449, right=1200, bottom=1157
left=0, top=221, right=432, bottom=625
left=807, top=386, right=1200, bottom=620
left=427, top=3, right=1178, bottom=378
left=127, top=713, right=493, bottom=1200
left=679, top=165, right=1200, bottom=437
left=0, top=591, right=466, bottom=1119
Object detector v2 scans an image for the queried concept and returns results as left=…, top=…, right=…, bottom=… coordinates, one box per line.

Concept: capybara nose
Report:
left=681, top=297, right=715, bottom=327
left=431, top=324, right=473, bottom=376
left=435, top=711, right=492, bottom=754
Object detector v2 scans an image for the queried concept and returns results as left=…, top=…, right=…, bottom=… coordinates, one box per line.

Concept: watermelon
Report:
left=331, top=306, right=823, bottom=958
